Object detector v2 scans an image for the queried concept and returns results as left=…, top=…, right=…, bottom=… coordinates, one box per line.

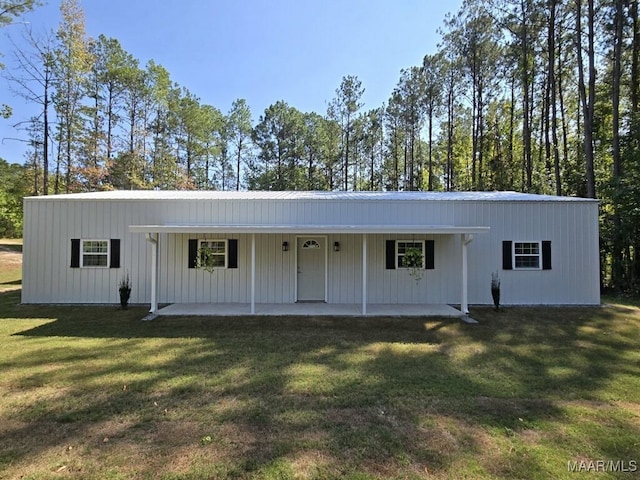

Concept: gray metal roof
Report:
left=26, top=190, right=597, bottom=202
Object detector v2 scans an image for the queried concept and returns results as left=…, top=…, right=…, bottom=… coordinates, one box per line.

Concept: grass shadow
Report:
left=1, top=289, right=639, bottom=478
left=0, top=242, right=22, bottom=253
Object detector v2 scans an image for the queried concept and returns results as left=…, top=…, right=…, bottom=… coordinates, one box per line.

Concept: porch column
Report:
left=145, top=233, right=158, bottom=313
left=461, top=233, right=474, bottom=315
left=251, top=233, right=256, bottom=314
left=362, top=234, right=367, bottom=315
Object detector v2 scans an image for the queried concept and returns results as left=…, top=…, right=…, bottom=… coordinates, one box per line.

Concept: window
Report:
left=302, top=239, right=321, bottom=249
left=188, top=239, right=238, bottom=269
left=82, top=240, right=109, bottom=267
left=513, top=241, right=541, bottom=269
left=198, top=239, right=227, bottom=268
left=397, top=240, right=425, bottom=269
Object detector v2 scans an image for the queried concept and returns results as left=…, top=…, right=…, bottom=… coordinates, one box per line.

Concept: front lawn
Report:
left=1, top=289, right=638, bottom=479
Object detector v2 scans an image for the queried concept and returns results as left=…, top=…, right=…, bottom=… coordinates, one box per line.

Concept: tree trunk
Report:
left=344, top=124, right=350, bottom=191
left=43, top=75, right=49, bottom=195
left=548, top=0, right=562, bottom=196
left=54, top=133, right=62, bottom=194
left=612, top=0, right=625, bottom=290
left=428, top=108, right=434, bottom=191
left=236, top=139, right=242, bottom=191
left=632, top=0, right=639, bottom=114
left=557, top=15, right=570, bottom=195
left=521, top=0, right=533, bottom=192
left=576, top=0, right=596, bottom=199
left=509, top=75, right=515, bottom=189
left=107, top=84, right=114, bottom=161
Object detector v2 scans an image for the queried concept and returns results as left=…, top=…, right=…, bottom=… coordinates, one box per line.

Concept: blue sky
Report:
left=1, top=0, right=461, bottom=164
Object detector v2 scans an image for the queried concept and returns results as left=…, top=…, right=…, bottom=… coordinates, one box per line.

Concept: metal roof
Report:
left=26, top=190, right=597, bottom=202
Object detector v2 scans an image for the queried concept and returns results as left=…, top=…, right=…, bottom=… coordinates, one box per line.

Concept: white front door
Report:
left=297, top=237, right=326, bottom=302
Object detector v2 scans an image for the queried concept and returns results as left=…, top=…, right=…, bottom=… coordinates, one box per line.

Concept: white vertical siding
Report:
left=365, top=234, right=460, bottom=304
left=460, top=200, right=600, bottom=305
left=22, top=195, right=600, bottom=306
left=327, top=234, right=362, bottom=304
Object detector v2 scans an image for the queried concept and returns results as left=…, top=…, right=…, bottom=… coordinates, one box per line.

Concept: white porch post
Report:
left=461, top=233, right=474, bottom=315
left=145, top=233, right=158, bottom=313
left=250, top=233, right=256, bottom=314
left=362, top=234, right=367, bottom=315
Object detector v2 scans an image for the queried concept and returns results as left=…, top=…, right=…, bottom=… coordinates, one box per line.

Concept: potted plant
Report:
left=196, top=244, right=217, bottom=273
left=119, top=273, right=132, bottom=310
left=404, top=247, right=425, bottom=283
left=491, top=271, right=501, bottom=311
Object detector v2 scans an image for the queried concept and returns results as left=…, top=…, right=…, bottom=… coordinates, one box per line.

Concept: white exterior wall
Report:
left=22, top=193, right=600, bottom=306
left=367, top=234, right=460, bottom=304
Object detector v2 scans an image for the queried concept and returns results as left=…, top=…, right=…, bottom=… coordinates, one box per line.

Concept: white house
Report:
left=21, top=190, right=600, bottom=314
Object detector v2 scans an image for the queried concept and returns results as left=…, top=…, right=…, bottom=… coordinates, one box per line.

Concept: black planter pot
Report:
left=119, top=287, right=131, bottom=310
left=491, top=286, right=500, bottom=311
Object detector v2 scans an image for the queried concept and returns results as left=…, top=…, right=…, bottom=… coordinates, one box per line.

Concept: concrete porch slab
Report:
left=155, top=303, right=463, bottom=317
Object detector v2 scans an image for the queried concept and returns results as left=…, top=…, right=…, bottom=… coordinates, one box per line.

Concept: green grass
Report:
left=1, top=241, right=639, bottom=478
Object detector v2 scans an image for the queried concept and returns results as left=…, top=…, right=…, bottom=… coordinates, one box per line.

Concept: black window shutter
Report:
left=110, top=239, right=121, bottom=268
left=385, top=240, right=396, bottom=269
left=70, top=239, right=80, bottom=268
left=425, top=240, right=435, bottom=270
left=188, top=239, right=198, bottom=269
left=542, top=241, right=552, bottom=270
left=502, top=241, right=513, bottom=270
left=228, top=239, right=238, bottom=269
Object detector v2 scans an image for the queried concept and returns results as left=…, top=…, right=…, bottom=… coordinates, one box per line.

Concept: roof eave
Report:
left=129, top=224, right=490, bottom=235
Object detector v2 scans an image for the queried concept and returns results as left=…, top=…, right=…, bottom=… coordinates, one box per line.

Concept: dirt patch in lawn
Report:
left=0, top=245, right=22, bottom=265
left=0, top=244, right=22, bottom=291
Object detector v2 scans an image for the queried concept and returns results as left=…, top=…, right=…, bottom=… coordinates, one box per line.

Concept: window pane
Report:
left=397, top=241, right=424, bottom=268
left=211, top=255, right=226, bottom=267
left=83, top=240, right=108, bottom=253
left=201, top=241, right=226, bottom=253
left=515, top=242, right=539, bottom=255
left=83, top=254, right=108, bottom=267
left=81, top=240, right=108, bottom=267
left=210, top=242, right=225, bottom=253
left=515, top=256, right=540, bottom=269
left=199, top=240, right=227, bottom=268
left=514, top=242, right=540, bottom=269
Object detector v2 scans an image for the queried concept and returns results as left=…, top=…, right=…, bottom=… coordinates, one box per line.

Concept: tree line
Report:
left=1, top=0, right=638, bottom=294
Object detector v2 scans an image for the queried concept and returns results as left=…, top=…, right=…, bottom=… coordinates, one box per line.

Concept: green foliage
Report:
left=403, top=247, right=425, bottom=283
left=251, top=100, right=305, bottom=190
left=0, top=1, right=40, bottom=27
left=0, top=104, right=11, bottom=118
left=0, top=159, right=28, bottom=238
left=195, top=245, right=217, bottom=273
left=227, top=98, right=253, bottom=190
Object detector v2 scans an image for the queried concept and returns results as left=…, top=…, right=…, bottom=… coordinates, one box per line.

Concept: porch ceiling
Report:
left=129, top=224, right=490, bottom=235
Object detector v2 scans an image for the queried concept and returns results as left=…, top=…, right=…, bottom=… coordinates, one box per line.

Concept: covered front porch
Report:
left=130, top=224, right=490, bottom=317
left=155, top=302, right=465, bottom=317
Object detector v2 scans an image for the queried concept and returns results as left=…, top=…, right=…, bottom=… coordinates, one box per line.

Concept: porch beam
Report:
left=461, top=233, right=474, bottom=315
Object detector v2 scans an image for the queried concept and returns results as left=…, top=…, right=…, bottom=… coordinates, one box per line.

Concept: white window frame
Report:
left=198, top=239, right=228, bottom=269
left=396, top=240, right=425, bottom=269
left=513, top=241, right=542, bottom=270
left=81, top=239, right=110, bottom=268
